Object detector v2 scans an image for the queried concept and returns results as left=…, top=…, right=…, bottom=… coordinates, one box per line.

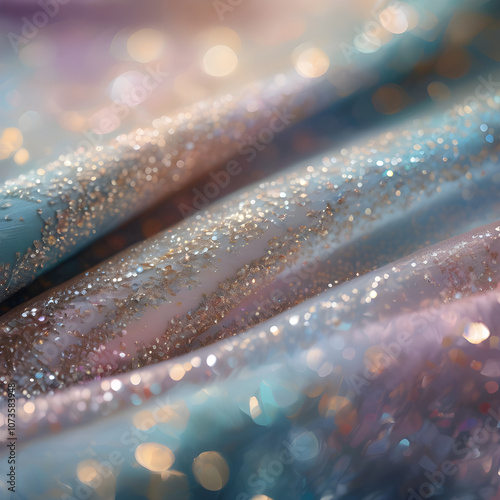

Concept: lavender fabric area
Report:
left=7, top=221, right=500, bottom=500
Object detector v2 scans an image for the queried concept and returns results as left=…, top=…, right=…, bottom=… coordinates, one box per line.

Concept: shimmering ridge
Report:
left=0, top=0, right=480, bottom=302
left=0, top=72, right=331, bottom=303
left=0, top=78, right=499, bottom=396
left=7, top=218, right=500, bottom=435
left=4, top=224, right=500, bottom=498
left=2, top=81, right=500, bottom=398
left=1, top=1, right=499, bottom=498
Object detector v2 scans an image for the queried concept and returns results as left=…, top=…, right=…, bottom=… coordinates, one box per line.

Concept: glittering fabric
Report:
left=0, top=73, right=331, bottom=302
left=6, top=220, right=500, bottom=499
left=1, top=1, right=500, bottom=499
left=2, top=82, right=500, bottom=398
left=0, top=0, right=477, bottom=303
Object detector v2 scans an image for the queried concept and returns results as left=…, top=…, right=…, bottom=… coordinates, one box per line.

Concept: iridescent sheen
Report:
left=0, top=73, right=331, bottom=303
left=1, top=2, right=499, bottom=499
left=0, top=0, right=479, bottom=302
left=1, top=81, right=500, bottom=398
left=5, top=221, right=500, bottom=499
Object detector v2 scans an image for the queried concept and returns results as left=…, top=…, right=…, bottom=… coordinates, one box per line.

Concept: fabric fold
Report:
left=5, top=222, right=500, bottom=498
left=1, top=80, right=500, bottom=398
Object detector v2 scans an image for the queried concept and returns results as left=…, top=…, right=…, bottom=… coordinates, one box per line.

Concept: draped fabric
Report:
left=1, top=1, right=500, bottom=499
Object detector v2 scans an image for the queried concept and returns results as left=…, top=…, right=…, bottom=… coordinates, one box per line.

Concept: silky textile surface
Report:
left=1, top=0, right=500, bottom=499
